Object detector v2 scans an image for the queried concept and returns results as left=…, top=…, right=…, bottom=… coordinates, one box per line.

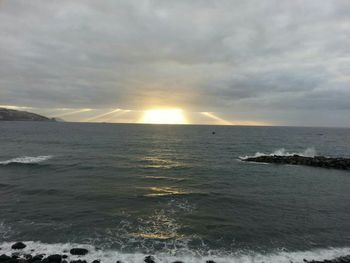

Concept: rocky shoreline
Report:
left=1, top=242, right=350, bottom=263
left=241, top=155, right=350, bottom=170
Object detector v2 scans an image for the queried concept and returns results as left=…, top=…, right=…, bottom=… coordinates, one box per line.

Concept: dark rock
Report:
left=70, top=260, right=86, bottom=263
left=241, top=155, right=350, bottom=170
left=116, top=261, right=122, bottom=263
left=0, top=255, right=12, bottom=262
left=18, top=259, right=28, bottom=263
left=303, top=255, right=350, bottom=263
left=92, top=260, right=100, bottom=263
left=172, top=261, right=183, bottom=263
left=62, top=261, right=67, bottom=263
left=69, top=249, right=88, bottom=256
left=47, top=255, right=62, bottom=263
left=32, top=255, right=44, bottom=261
left=144, top=256, right=155, bottom=263
left=11, top=254, right=19, bottom=259
left=25, top=255, right=32, bottom=261
left=61, top=256, right=67, bottom=260
left=206, top=261, right=215, bottom=263
left=11, top=242, right=26, bottom=250
left=0, top=256, right=19, bottom=263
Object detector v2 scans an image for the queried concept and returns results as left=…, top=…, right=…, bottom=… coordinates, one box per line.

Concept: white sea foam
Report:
left=0, top=241, right=349, bottom=263
left=240, top=147, right=316, bottom=160
left=0, top=155, right=53, bottom=165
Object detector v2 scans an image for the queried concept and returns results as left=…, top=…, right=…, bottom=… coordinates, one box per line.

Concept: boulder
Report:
left=144, top=256, right=155, bottom=263
left=0, top=255, right=11, bottom=262
left=69, top=249, right=88, bottom=256
left=11, top=242, right=26, bottom=250
left=47, top=255, right=62, bottom=263
left=69, top=260, right=86, bottom=263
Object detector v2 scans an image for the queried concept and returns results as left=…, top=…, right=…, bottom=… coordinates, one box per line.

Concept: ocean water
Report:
left=1, top=122, right=350, bottom=262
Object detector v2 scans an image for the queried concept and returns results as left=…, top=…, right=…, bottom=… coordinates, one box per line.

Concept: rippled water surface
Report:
left=1, top=122, right=350, bottom=261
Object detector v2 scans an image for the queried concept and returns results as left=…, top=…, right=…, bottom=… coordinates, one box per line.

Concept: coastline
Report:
left=1, top=241, right=350, bottom=263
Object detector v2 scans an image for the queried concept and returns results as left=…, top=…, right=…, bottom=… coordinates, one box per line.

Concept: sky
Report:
left=0, top=0, right=350, bottom=126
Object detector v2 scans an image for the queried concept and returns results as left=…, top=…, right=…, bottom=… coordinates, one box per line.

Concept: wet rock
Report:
left=241, top=155, right=350, bottom=170
left=18, top=259, right=28, bottom=263
left=32, top=255, right=44, bottom=261
left=0, top=255, right=12, bottom=262
left=24, top=255, right=32, bottom=261
left=69, top=249, right=88, bottom=256
left=47, top=255, right=62, bottom=263
left=144, top=256, right=155, bottom=263
left=62, top=261, right=67, bottom=263
left=172, top=261, right=183, bottom=263
left=303, top=255, right=350, bottom=263
left=92, top=260, right=100, bottom=263
left=206, top=260, right=216, bottom=263
left=11, top=254, right=19, bottom=259
left=61, top=256, right=67, bottom=260
left=11, top=243, right=26, bottom=250
left=70, top=260, right=86, bottom=263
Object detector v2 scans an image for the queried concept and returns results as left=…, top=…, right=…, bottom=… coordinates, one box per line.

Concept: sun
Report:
left=141, top=109, right=187, bottom=124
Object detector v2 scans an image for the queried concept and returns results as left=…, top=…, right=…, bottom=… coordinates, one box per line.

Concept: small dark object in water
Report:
left=92, top=260, right=100, bottom=263
left=144, top=256, right=155, bottom=263
left=212, top=131, right=216, bottom=135
left=206, top=260, right=216, bottom=263
left=69, top=249, right=88, bottom=256
left=11, top=242, right=26, bottom=250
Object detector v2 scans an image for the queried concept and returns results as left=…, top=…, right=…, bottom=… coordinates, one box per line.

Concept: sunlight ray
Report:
left=201, top=112, right=233, bottom=125
left=56, top=108, right=92, bottom=117
left=84, top=109, right=121, bottom=122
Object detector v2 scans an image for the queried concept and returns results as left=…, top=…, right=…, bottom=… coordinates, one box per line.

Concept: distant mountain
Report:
left=0, top=108, right=56, bottom=121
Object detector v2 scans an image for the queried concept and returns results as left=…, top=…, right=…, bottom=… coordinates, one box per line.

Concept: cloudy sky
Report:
left=0, top=0, right=350, bottom=126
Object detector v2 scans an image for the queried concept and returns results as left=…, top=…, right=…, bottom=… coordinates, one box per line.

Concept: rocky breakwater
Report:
left=241, top=155, right=350, bottom=170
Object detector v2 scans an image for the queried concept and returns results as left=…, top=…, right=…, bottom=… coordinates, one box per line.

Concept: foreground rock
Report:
left=241, top=155, right=350, bottom=170
left=304, top=254, right=350, bottom=263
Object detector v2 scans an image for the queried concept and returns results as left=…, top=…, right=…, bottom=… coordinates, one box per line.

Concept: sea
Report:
left=1, top=122, right=350, bottom=263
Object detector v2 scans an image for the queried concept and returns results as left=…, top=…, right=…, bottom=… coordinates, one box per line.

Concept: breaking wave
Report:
left=240, top=147, right=316, bottom=160
left=0, top=241, right=349, bottom=263
left=0, top=155, right=53, bottom=165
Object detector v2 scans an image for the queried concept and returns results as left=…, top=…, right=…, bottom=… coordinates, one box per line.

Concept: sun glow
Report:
left=141, top=109, right=187, bottom=124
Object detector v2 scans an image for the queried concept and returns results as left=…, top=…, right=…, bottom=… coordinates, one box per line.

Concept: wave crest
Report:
left=240, top=147, right=316, bottom=160
left=0, top=155, right=53, bottom=165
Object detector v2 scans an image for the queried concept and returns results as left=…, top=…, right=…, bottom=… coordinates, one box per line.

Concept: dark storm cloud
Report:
left=0, top=0, right=349, bottom=125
